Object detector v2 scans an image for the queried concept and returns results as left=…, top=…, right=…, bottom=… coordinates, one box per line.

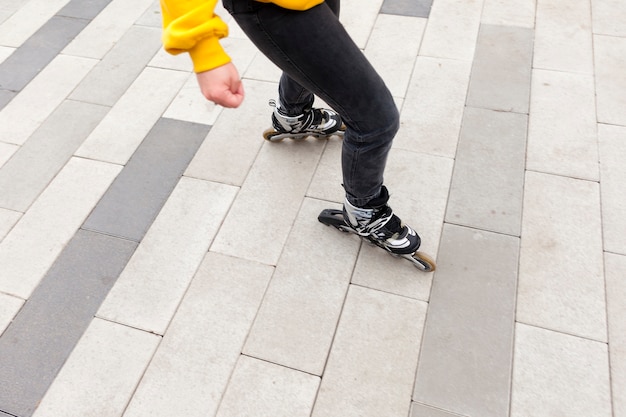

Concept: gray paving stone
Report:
left=467, top=24, right=533, bottom=113
left=82, top=118, right=209, bottom=242
left=56, top=0, right=112, bottom=19
left=70, top=25, right=162, bottom=106
left=0, top=229, right=137, bottom=417
left=381, top=0, right=433, bottom=18
left=413, top=224, right=518, bottom=417
left=0, top=100, right=109, bottom=212
left=445, top=107, right=527, bottom=236
left=136, top=0, right=163, bottom=27
left=0, top=16, right=88, bottom=92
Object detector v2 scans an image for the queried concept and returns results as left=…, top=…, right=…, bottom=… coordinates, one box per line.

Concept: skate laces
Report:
left=269, top=99, right=339, bottom=134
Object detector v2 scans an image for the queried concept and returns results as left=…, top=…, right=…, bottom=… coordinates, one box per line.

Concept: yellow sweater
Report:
left=160, top=0, right=324, bottom=73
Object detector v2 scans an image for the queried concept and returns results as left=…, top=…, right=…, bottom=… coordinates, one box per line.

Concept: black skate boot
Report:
left=318, top=186, right=436, bottom=272
left=263, top=99, right=345, bottom=142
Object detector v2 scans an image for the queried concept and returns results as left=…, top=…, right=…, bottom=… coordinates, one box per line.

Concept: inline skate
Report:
left=318, top=186, right=436, bottom=272
left=262, top=99, right=345, bottom=141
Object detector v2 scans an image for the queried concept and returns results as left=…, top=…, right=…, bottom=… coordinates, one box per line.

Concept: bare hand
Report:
left=196, top=62, right=245, bottom=108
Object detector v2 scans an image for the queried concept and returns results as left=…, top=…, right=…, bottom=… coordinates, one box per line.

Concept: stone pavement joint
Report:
left=1, top=0, right=625, bottom=416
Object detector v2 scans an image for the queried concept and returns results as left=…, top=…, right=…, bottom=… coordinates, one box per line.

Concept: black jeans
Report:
left=222, top=0, right=399, bottom=207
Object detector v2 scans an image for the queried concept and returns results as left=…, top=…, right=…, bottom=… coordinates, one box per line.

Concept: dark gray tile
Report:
left=413, top=224, right=518, bottom=417
left=0, top=16, right=88, bottom=92
left=381, top=0, right=433, bottom=18
left=467, top=24, right=534, bottom=113
left=57, top=0, right=113, bottom=19
left=0, top=230, right=137, bottom=417
left=0, top=100, right=109, bottom=212
left=82, top=118, right=210, bottom=242
left=445, top=107, right=527, bottom=236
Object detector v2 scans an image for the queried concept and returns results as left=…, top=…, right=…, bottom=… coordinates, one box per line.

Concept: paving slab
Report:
left=97, top=177, right=238, bottom=334
left=82, top=117, right=209, bottom=242
left=30, top=318, right=160, bottom=417
left=511, top=323, right=611, bottom=417
left=0, top=16, right=88, bottom=93
left=594, top=34, right=626, bottom=126
left=216, top=356, right=320, bottom=417
left=311, top=285, right=427, bottom=417
left=0, top=100, right=109, bottom=212
left=243, top=198, right=359, bottom=375
left=445, top=107, right=527, bottom=236
left=413, top=224, right=518, bottom=417
left=0, top=0, right=73, bottom=47
left=517, top=171, right=606, bottom=342
left=0, top=157, right=121, bottom=299
left=0, top=230, right=137, bottom=417
left=466, top=24, right=533, bottom=113
left=381, top=0, right=433, bottom=18
left=122, top=252, right=273, bottom=417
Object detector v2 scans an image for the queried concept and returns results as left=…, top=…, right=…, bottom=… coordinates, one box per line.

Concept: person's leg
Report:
left=275, top=0, right=340, bottom=116
left=222, top=0, right=399, bottom=207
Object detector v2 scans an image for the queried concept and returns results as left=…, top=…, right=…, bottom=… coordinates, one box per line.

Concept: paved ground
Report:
left=0, top=0, right=625, bottom=416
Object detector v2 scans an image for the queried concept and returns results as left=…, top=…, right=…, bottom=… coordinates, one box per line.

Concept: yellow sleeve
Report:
left=160, top=0, right=231, bottom=73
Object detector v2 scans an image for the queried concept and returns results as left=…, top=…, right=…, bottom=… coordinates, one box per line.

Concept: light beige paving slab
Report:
left=244, top=51, right=282, bottom=83
left=0, top=0, right=69, bottom=47
left=243, top=198, right=359, bottom=375
left=592, top=0, right=626, bottom=36
left=526, top=69, right=598, bottom=181
left=216, top=356, right=320, bottom=417
left=0, top=100, right=109, bottom=212
left=306, top=138, right=344, bottom=204
left=339, top=0, right=384, bottom=49
left=0, top=292, right=23, bottom=336
left=31, top=318, right=160, bottom=417
left=311, top=285, right=426, bottom=417
left=0, top=54, right=97, bottom=146
left=76, top=67, right=188, bottom=165
left=0, top=45, right=13, bottom=64
left=70, top=25, right=163, bottom=107
left=148, top=46, right=193, bottom=71
left=352, top=149, right=452, bottom=300
left=62, top=0, right=154, bottom=58
left=365, top=14, right=425, bottom=98
left=606, top=253, right=626, bottom=417
left=0, top=157, right=121, bottom=299
left=98, top=177, right=238, bottom=335
left=419, top=0, right=483, bottom=61
left=122, top=252, right=273, bottom=417
left=0, top=208, right=20, bottom=242
left=394, top=56, right=471, bottom=158
left=211, top=137, right=325, bottom=266
left=599, top=123, right=626, bottom=255
left=511, top=323, right=611, bottom=417
left=481, top=0, right=536, bottom=28
left=185, top=80, right=275, bottom=186
left=446, top=107, right=527, bottom=236
left=518, top=171, right=606, bottom=342
left=594, top=34, right=626, bottom=126
left=0, top=142, right=17, bottom=167
left=534, top=0, right=593, bottom=73
left=413, top=224, right=518, bottom=417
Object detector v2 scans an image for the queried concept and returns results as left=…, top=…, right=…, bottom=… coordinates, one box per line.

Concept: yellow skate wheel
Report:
left=263, top=127, right=284, bottom=142
left=412, top=251, right=436, bottom=272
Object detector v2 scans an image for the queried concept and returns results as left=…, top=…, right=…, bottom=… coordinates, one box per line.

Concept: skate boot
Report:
left=318, top=186, right=436, bottom=272
left=263, top=99, right=345, bottom=142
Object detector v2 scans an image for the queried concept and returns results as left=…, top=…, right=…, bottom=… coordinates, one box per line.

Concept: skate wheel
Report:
left=412, top=251, right=436, bottom=272
left=263, top=128, right=284, bottom=142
